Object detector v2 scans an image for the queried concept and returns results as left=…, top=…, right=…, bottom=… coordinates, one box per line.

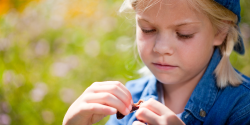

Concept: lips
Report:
left=152, top=62, right=177, bottom=70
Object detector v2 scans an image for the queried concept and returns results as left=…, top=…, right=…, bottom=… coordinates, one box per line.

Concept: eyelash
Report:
left=177, top=32, right=194, bottom=39
left=141, top=29, right=156, bottom=33
left=141, top=28, right=194, bottom=39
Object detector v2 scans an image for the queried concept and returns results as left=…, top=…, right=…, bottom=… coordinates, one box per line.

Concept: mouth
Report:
left=152, top=63, right=178, bottom=70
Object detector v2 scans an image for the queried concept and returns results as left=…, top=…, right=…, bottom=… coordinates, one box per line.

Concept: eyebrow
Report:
left=137, top=17, right=201, bottom=27
left=137, top=17, right=153, bottom=24
left=176, top=21, right=201, bottom=27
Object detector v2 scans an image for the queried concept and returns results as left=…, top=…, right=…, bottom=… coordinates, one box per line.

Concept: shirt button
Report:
left=199, top=109, right=206, bottom=117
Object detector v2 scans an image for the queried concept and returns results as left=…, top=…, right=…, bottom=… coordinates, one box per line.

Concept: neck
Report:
left=162, top=67, right=207, bottom=114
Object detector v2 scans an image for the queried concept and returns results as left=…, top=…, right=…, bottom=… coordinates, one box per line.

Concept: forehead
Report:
left=136, top=0, right=206, bottom=26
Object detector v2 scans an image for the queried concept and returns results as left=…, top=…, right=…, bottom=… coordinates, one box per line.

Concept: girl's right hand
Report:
left=63, top=81, right=133, bottom=125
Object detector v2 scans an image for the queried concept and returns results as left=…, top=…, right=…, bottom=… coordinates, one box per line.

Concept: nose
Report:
left=153, top=32, right=174, bottom=55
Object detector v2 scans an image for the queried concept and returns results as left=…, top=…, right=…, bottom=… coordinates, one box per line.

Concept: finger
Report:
left=140, top=98, right=173, bottom=115
left=132, top=121, right=146, bottom=125
left=81, top=103, right=117, bottom=115
left=92, top=81, right=133, bottom=103
left=91, top=114, right=107, bottom=124
left=84, top=93, right=130, bottom=115
left=95, top=81, right=132, bottom=99
left=135, top=107, right=160, bottom=125
left=91, top=84, right=132, bottom=108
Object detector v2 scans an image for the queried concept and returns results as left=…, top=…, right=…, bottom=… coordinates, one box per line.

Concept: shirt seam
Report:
left=242, top=82, right=250, bottom=90
left=229, top=103, right=250, bottom=123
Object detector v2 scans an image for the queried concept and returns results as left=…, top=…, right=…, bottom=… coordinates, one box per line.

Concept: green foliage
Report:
left=0, top=0, right=249, bottom=125
left=0, top=0, right=141, bottom=124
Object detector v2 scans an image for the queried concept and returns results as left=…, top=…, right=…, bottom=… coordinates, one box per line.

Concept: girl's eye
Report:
left=177, top=32, right=194, bottom=39
left=141, top=29, right=156, bottom=33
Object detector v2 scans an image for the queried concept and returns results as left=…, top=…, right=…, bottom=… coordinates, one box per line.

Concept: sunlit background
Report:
left=0, top=0, right=249, bottom=124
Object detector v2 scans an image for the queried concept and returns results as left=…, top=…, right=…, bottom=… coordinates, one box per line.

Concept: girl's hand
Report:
left=133, top=98, right=185, bottom=125
left=63, top=81, right=133, bottom=125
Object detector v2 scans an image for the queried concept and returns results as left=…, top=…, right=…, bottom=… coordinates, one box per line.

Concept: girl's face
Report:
left=136, top=0, right=224, bottom=85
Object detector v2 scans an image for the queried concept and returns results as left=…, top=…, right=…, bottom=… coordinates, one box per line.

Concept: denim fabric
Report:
left=106, top=48, right=250, bottom=125
left=214, top=0, right=245, bottom=55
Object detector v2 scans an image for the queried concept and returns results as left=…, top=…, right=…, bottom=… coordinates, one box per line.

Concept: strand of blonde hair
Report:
left=215, top=27, right=245, bottom=88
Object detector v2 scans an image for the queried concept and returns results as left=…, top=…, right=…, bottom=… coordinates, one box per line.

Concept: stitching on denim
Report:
left=229, top=103, right=250, bottom=123
left=184, top=112, right=190, bottom=119
left=185, top=107, right=205, bottom=122
left=242, top=80, right=250, bottom=90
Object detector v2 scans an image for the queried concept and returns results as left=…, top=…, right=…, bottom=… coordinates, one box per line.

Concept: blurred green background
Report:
left=0, top=0, right=249, bottom=125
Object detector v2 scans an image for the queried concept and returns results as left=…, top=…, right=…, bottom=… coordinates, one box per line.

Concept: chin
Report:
left=153, top=73, right=180, bottom=85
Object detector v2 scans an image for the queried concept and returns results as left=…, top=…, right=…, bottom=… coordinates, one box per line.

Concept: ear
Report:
left=213, top=27, right=229, bottom=46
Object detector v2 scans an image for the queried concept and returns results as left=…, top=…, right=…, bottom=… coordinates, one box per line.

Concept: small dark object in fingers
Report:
left=116, top=100, right=144, bottom=119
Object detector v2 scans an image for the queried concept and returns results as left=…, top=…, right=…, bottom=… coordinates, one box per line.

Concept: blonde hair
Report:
left=120, top=0, right=245, bottom=88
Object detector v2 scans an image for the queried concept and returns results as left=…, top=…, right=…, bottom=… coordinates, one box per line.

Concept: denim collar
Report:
left=140, top=48, right=221, bottom=121
left=184, top=48, right=221, bottom=121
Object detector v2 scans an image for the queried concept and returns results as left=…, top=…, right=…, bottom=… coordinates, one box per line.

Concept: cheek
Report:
left=179, top=34, right=214, bottom=68
left=136, top=32, right=155, bottom=57
left=136, top=37, right=149, bottom=60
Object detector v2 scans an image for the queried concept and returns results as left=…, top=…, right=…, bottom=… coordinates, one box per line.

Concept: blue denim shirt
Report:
left=106, top=48, right=250, bottom=125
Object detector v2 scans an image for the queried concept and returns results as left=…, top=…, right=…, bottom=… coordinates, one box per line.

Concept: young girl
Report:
left=63, top=0, right=250, bottom=124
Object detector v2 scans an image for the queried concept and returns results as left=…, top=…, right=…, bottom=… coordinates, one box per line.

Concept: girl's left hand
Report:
left=132, top=98, right=185, bottom=125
